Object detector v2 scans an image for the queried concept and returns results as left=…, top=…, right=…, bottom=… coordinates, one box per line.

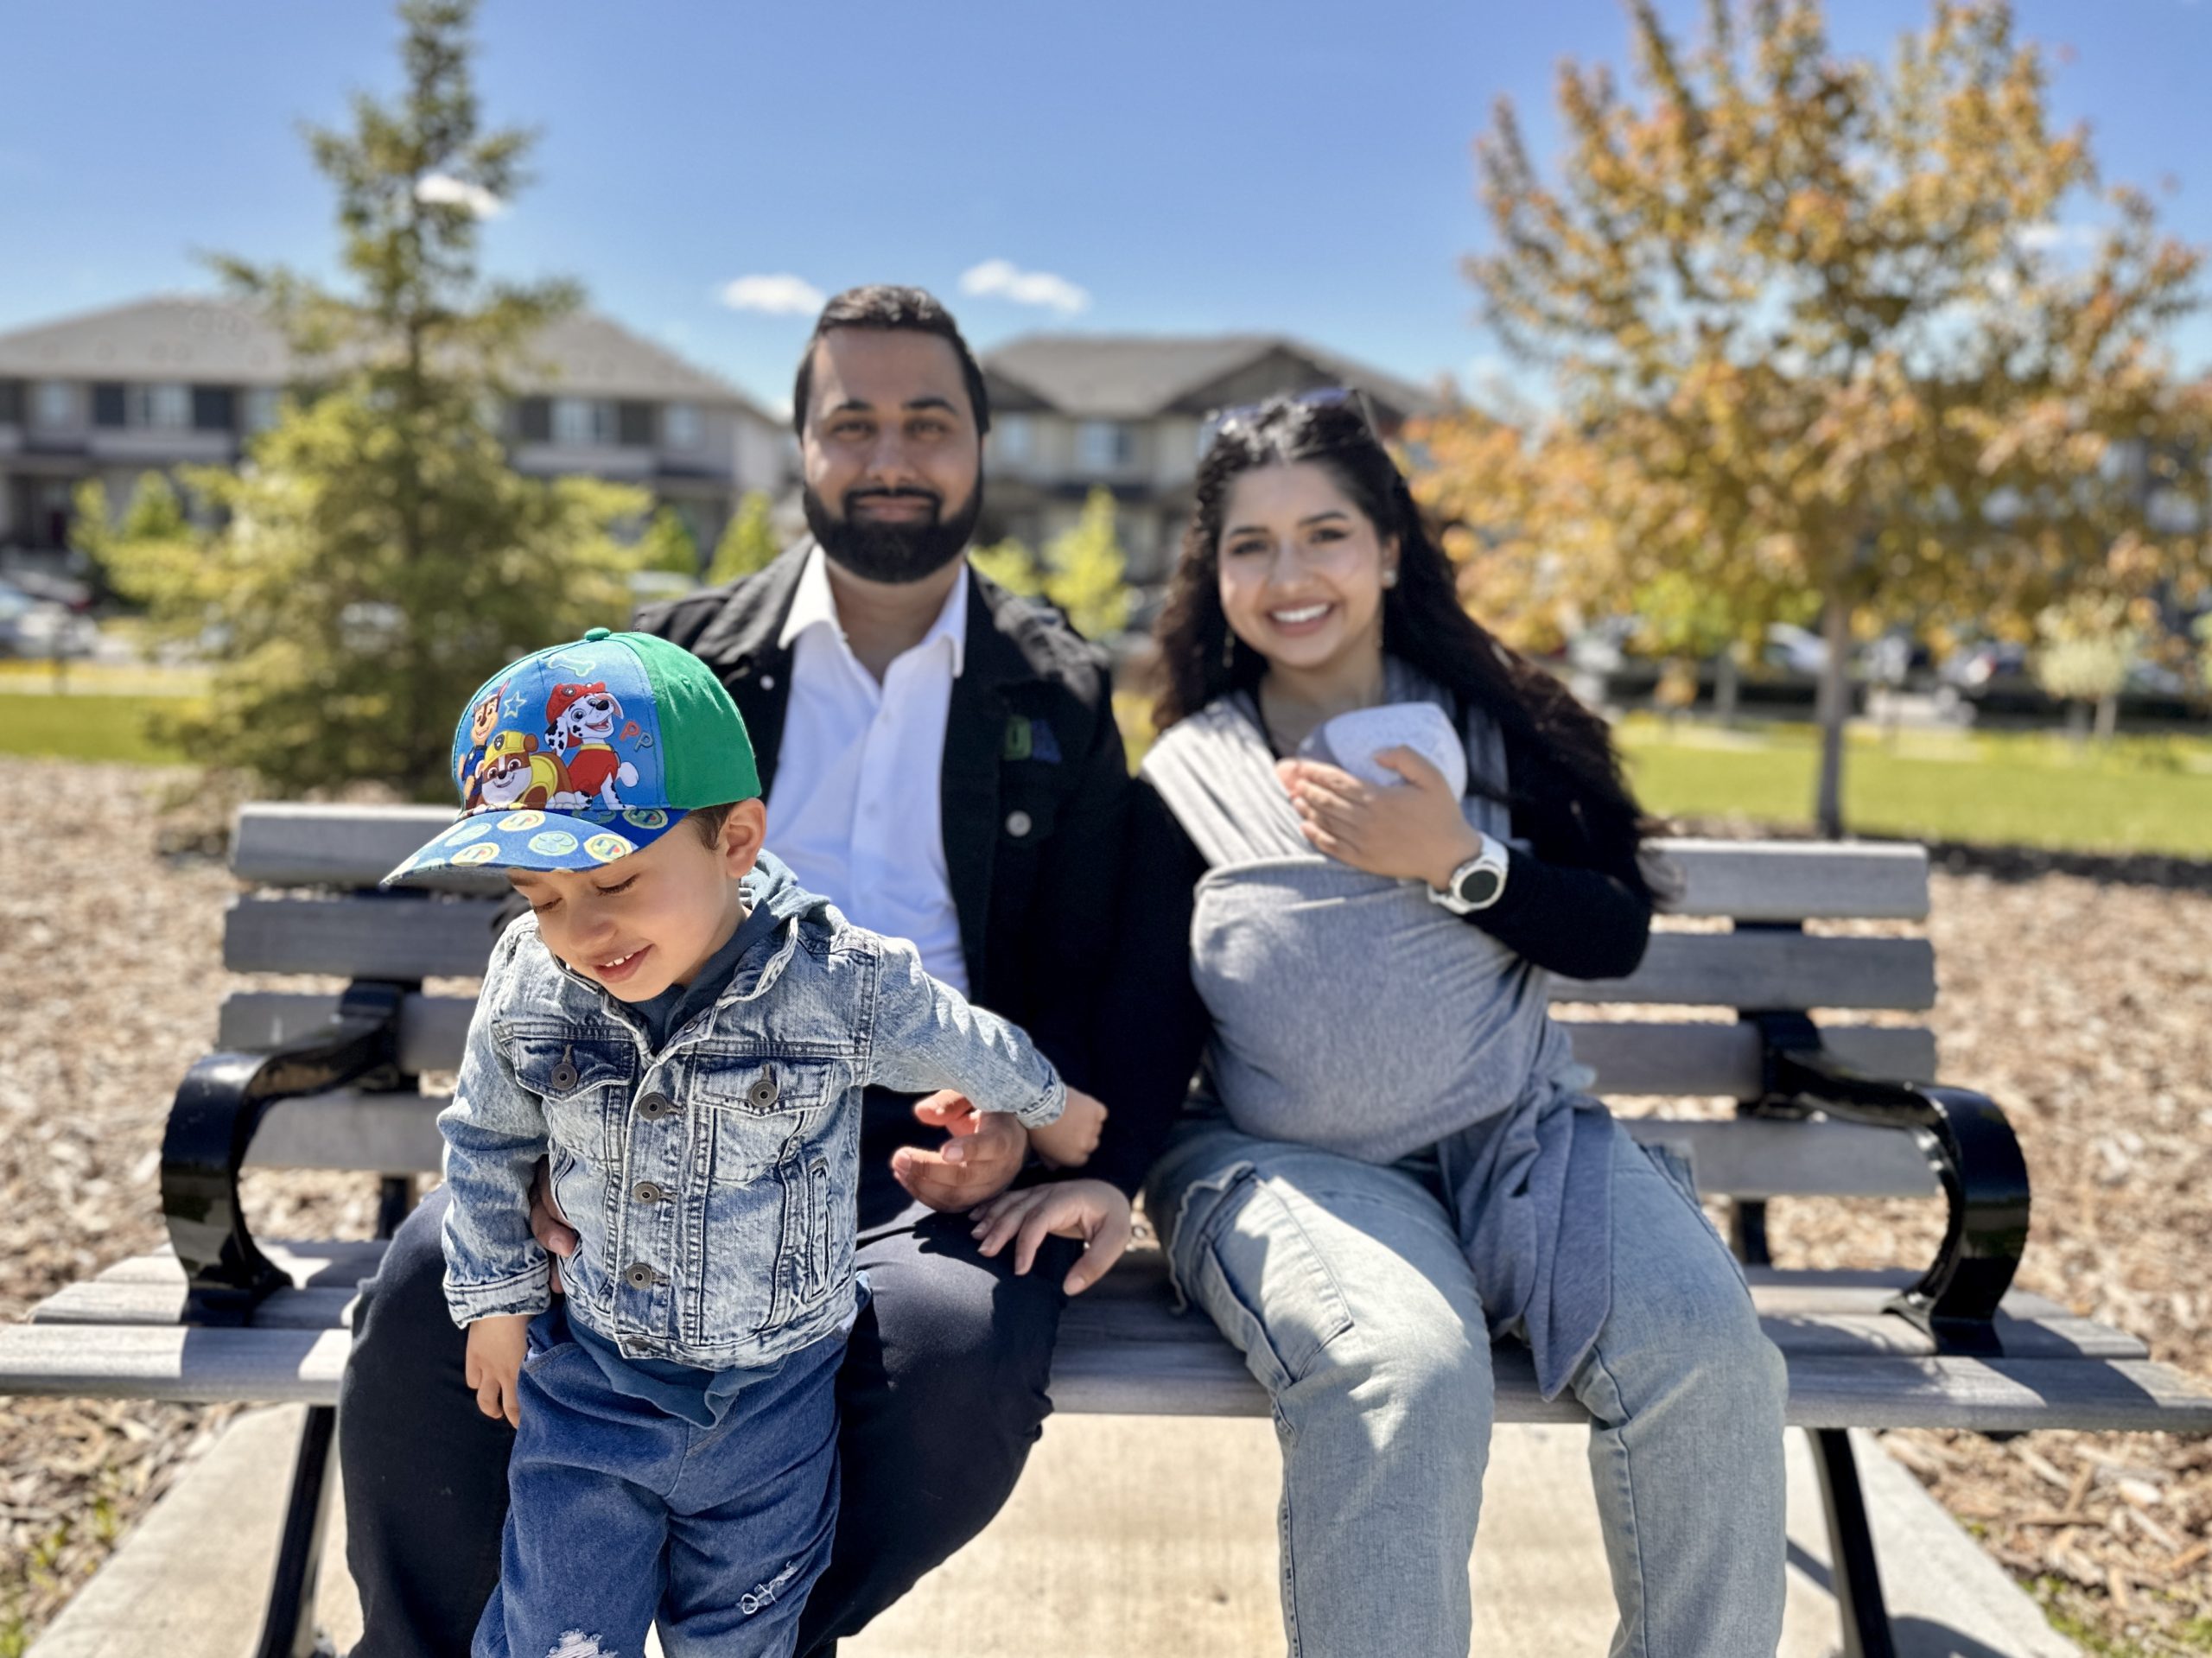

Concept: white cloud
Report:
left=718, top=274, right=827, bottom=316
left=958, top=259, right=1092, bottom=314
left=2015, top=222, right=2101, bottom=255
left=414, top=173, right=504, bottom=219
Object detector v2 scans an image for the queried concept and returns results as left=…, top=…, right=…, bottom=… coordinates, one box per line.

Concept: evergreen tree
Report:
left=99, top=0, right=646, bottom=797
left=707, top=490, right=781, bottom=584
left=639, top=505, right=701, bottom=576
left=969, top=489, right=1133, bottom=640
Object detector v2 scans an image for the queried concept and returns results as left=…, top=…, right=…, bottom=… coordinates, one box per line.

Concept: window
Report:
left=34, top=381, right=78, bottom=429
left=552, top=397, right=615, bottom=446
left=1077, top=421, right=1135, bottom=471
left=92, top=384, right=126, bottom=428
left=617, top=402, right=657, bottom=448
left=132, top=384, right=192, bottom=429
left=0, top=382, right=20, bottom=425
left=993, top=415, right=1033, bottom=464
left=663, top=403, right=702, bottom=452
left=192, top=387, right=236, bottom=432
left=517, top=397, right=552, bottom=443
left=242, top=388, right=283, bottom=434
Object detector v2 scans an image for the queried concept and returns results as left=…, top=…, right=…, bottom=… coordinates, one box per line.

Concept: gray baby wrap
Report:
left=1141, top=664, right=1618, bottom=1396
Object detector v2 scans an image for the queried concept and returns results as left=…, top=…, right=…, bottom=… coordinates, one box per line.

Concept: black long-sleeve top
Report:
left=1080, top=722, right=1656, bottom=1197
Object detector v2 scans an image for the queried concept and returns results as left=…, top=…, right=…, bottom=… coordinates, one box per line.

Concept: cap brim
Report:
left=379, top=805, right=690, bottom=886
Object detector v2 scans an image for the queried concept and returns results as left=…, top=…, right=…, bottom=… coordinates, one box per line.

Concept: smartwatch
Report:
left=1428, top=834, right=1510, bottom=914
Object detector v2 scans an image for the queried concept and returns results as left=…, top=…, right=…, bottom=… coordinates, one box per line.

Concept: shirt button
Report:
left=632, top=1181, right=667, bottom=1204
left=1005, top=810, right=1033, bottom=838
left=760, top=673, right=776, bottom=690
left=623, top=1262, right=658, bottom=1290
left=636, top=1093, right=676, bottom=1120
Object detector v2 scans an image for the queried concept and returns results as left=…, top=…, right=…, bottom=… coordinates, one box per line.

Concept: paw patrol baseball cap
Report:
left=380, top=627, right=760, bottom=886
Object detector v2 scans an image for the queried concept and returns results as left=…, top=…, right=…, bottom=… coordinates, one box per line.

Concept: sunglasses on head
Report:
left=1198, top=385, right=1378, bottom=454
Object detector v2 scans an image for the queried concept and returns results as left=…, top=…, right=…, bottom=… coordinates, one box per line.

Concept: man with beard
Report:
left=336, top=286, right=1179, bottom=1656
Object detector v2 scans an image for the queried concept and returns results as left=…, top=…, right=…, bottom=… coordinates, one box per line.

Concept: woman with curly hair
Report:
left=1115, top=395, right=1785, bottom=1655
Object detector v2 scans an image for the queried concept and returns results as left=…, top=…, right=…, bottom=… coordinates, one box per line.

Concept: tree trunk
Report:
left=2094, top=690, right=2120, bottom=744
left=2067, top=700, right=2090, bottom=744
left=1814, top=597, right=1852, bottom=839
left=1714, top=649, right=1740, bottom=728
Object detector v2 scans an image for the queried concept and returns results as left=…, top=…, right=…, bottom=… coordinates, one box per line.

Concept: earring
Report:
left=1382, top=569, right=1399, bottom=589
left=1220, top=628, right=1236, bottom=669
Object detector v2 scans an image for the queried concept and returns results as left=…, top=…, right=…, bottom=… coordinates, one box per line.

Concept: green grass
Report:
left=1, top=694, right=194, bottom=766
left=1620, top=716, right=2212, bottom=858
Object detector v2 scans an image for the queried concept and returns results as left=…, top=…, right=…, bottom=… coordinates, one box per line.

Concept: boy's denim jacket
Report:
left=438, top=852, right=1065, bottom=1369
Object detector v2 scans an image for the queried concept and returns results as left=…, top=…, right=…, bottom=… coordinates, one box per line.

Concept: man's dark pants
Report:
left=339, top=1089, right=1077, bottom=1657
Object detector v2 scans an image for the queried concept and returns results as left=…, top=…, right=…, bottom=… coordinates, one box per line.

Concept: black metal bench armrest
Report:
left=162, top=981, right=409, bottom=1325
left=1746, top=1011, right=2031, bottom=1357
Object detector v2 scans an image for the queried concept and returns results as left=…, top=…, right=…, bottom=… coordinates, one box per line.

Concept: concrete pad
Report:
left=34, top=1411, right=2075, bottom=1658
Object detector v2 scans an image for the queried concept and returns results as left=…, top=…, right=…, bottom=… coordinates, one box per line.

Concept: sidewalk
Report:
left=30, top=1408, right=2075, bottom=1658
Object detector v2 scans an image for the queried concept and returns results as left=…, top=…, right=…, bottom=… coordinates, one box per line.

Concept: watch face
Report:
left=1457, top=866, right=1503, bottom=906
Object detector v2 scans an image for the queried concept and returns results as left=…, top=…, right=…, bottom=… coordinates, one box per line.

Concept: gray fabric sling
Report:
left=1141, top=662, right=1618, bottom=1397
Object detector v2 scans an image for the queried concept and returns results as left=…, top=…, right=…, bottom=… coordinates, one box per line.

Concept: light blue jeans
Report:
left=1147, top=1114, right=1789, bottom=1658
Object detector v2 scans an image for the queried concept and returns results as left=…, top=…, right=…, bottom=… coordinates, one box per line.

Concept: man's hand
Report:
left=1277, top=751, right=1481, bottom=889
left=464, top=1313, right=531, bottom=1427
left=890, top=1091, right=1028, bottom=1212
left=528, top=1158, right=575, bottom=1296
left=1028, top=1087, right=1108, bottom=1169
left=969, top=1179, right=1134, bottom=1295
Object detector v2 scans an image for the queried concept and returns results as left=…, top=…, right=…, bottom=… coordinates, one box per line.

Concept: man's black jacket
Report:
left=635, top=542, right=1166, bottom=1195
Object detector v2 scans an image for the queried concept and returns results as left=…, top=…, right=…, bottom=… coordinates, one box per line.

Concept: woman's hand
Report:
left=464, top=1313, right=531, bottom=1427
left=892, top=1092, right=1029, bottom=1212
left=1029, top=1087, right=1108, bottom=1169
left=1277, top=749, right=1481, bottom=888
left=969, top=1179, right=1134, bottom=1295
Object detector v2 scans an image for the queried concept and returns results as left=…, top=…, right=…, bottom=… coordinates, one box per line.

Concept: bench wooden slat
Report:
left=1567, top=931, right=1936, bottom=1011
left=223, top=896, right=1938, bottom=1011
left=233, top=810, right=1931, bottom=924
left=223, top=992, right=1942, bottom=1102
left=1654, top=839, right=1929, bottom=922
left=232, top=1088, right=1948, bottom=1199
left=38, top=1248, right=2142, bottom=1364
left=7, top=1319, right=2193, bottom=1432
left=222, top=991, right=475, bottom=1077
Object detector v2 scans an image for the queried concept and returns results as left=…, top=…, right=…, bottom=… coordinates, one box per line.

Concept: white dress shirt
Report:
left=764, top=544, right=971, bottom=994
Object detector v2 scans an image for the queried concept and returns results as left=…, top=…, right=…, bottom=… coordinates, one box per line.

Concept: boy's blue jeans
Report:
left=473, top=1307, right=843, bottom=1658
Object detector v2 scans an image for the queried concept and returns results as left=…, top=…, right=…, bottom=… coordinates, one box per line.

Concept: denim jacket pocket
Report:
left=506, top=1030, right=633, bottom=1159
left=687, top=1058, right=844, bottom=1343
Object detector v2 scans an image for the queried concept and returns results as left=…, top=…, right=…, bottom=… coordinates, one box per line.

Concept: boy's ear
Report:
left=718, top=799, right=768, bottom=880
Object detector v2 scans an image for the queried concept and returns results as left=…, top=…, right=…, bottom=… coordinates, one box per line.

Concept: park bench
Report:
left=5, top=803, right=2210, bottom=1658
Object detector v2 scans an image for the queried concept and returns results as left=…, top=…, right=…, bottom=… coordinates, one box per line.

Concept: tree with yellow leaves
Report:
left=1427, top=0, right=2211, bottom=834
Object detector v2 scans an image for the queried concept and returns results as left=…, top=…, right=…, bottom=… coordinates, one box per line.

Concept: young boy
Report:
left=383, top=627, right=1078, bottom=1658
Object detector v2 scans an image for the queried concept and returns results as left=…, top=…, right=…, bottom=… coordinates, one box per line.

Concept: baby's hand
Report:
left=969, top=1178, right=1133, bottom=1295
left=465, top=1314, right=531, bottom=1427
left=1028, top=1087, right=1108, bottom=1169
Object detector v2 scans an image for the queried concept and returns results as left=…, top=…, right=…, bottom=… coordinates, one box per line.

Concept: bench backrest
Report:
left=217, top=804, right=1944, bottom=1200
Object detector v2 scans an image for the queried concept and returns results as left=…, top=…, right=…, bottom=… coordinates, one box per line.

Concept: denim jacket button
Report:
left=623, top=1262, right=657, bottom=1290
left=747, top=1073, right=779, bottom=1109
left=1005, top=810, right=1033, bottom=838
left=636, top=1093, right=676, bottom=1121
left=632, top=1181, right=666, bottom=1204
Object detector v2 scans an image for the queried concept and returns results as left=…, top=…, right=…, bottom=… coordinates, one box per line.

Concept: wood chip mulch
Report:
left=2, top=760, right=2208, bottom=1655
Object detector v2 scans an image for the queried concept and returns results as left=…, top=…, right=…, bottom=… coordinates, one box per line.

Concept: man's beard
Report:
left=804, top=476, right=982, bottom=586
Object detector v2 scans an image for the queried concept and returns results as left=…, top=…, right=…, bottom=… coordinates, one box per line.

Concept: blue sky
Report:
left=4, top=0, right=2210, bottom=410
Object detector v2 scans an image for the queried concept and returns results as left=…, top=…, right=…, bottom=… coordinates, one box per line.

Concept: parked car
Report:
left=0, top=580, right=97, bottom=658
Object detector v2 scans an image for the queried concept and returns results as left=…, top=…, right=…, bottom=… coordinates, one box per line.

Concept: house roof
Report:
left=0, top=295, right=776, bottom=419
left=980, top=333, right=1441, bottom=422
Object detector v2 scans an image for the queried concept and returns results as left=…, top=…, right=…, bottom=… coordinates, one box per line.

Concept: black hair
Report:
left=687, top=802, right=737, bottom=847
left=1154, top=397, right=1656, bottom=897
left=791, top=285, right=992, bottom=439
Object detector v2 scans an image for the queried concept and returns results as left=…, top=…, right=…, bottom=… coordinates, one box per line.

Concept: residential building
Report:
left=978, top=334, right=1441, bottom=584
left=0, top=295, right=790, bottom=562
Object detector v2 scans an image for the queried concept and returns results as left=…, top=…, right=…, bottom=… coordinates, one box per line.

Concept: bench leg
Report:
left=254, top=1404, right=338, bottom=1658
left=1811, top=1428, right=1896, bottom=1658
